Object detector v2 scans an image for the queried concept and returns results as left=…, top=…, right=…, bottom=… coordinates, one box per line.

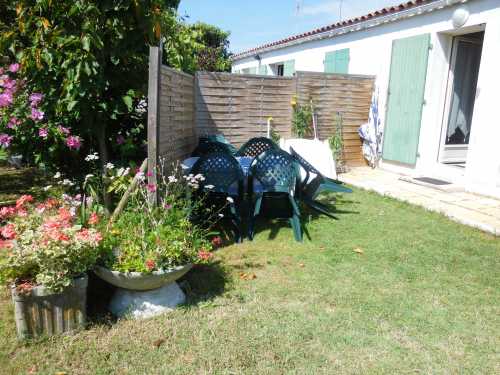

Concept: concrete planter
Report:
left=93, top=264, right=192, bottom=291
left=93, top=264, right=193, bottom=319
left=11, top=274, right=88, bottom=340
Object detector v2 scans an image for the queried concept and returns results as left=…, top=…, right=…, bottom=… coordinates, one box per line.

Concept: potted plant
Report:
left=94, top=167, right=215, bottom=319
left=0, top=194, right=103, bottom=339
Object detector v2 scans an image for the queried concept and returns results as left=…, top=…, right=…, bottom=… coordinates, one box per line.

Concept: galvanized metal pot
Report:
left=11, top=274, right=88, bottom=340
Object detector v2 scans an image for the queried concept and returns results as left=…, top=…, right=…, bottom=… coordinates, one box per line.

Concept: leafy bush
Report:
left=98, top=165, right=215, bottom=273
left=291, top=97, right=312, bottom=138
left=0, top=1, right=231, bottom=172
left=0, top=195, right=103, bottom=292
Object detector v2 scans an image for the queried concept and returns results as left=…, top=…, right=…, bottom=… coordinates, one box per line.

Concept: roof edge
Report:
left=232, top=0, right=465, bottom=61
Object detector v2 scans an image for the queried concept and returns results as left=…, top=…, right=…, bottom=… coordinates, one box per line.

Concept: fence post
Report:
left=147, top=44, right=162, bottom=203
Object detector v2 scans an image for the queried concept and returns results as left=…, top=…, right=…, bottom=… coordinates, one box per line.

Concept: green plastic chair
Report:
left=191, top=140, right=234, bottom=157
left=290, top=147, right=352, bottom=218
left=235, top=137, right=278, bottom=158
left=201, top=135, right=237, bottom=154
left=191, top=152, right=244, bottom=243
left=248, top=148, right=302, bottom=242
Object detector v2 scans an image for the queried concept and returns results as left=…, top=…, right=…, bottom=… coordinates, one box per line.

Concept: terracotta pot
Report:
left=11, top=274, right=88, bottom=340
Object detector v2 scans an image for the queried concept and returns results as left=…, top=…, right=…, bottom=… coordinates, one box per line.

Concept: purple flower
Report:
left=8, top=63, right=20, bottom=73
left=163, top=204, right=172, bottom=210
left=7, top=117, right=21, bottom=129
left=58, top=125, right=70, bottom=135
left=38, top=128, right=48, bottom=139
left=30, top=108, right=44, bottom=121
left=2, top=78, right=17, bottom=90
left=29, top=93, right=43, bottom=107
left=0, top=91, right=13, bottom=108
left=0, top=133, right=13, bottom=148
left=66, top=135, right=82, bottom=150
left=116, top=135, right=125, bottom=145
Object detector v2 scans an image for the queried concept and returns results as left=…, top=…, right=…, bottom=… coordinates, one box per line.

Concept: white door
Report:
left=439, top=35, right=482, bottom=164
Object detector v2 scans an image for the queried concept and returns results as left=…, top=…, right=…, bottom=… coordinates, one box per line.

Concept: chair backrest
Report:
left=290, top=147, right=323, bottom=176
left=191, top=152, right=243, bottom=193
left=191, top=140, right=234, bottom=157
left=236, top=137, right=278, bottom=158
left=251, top=149, right=298, bottom=193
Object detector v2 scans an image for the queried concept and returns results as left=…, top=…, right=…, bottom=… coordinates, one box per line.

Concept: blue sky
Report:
left=178, top=0, right=400, bottom=53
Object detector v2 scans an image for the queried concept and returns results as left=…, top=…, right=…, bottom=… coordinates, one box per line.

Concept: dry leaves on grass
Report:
left=153, top=338, right=165, bottom=348
left=239, top=272, right=257, bottom=280
left=353, top=248, right=364, bottom=255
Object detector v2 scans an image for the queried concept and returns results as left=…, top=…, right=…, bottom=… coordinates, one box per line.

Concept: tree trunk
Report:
left=96, top=120, right=112, bottom=214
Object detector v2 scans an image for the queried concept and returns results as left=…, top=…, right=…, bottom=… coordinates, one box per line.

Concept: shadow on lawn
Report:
left=86, top=261, right=231, bottom=324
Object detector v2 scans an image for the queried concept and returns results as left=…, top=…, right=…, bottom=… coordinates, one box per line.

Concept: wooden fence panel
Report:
left=195, top=72, right=294, bottom=147
left=157, top=66, right=196, bottom=168
left=295, top=71, right=374, bottom=166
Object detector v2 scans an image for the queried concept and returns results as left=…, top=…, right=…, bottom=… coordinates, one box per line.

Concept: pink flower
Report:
left=0, top=239, right=14, bottom=250
left=211, top=236, right=223, bottom=248
left=198, top=250, right=213, bottom=261
left=57, top=125, right=70, bottom=135
left=0, top=206, right=16, bottom=220
left=7, top=117, right=21, bottom=129
left=29, top=93, right=43, bottom=106
left=8, top=63, right=20, bottom=73
left=2, top=78, right=17, bottom=90
left=116, top=135, right=125, bottom=145
left=66, top=135, right=82, bottom=150
left=163, top=204, right=172, bottom=210
left=1, top=224, right=16, bottom=240
left=88, top=212, right=99, bottom=225
left=38, top=128, right=48, bottom=139
left=146, top=171, right=153, bottom=177
left=30, top=108, right=44, bottom=121
left=16, top=195, right=34, bottom=209
left=145, top=259, right=156, bottom=271
left=0, top=91, right=13, bottom=108
left=146, top=184, right=157, bottom=193
left=0, top=133, right=13, bottom=148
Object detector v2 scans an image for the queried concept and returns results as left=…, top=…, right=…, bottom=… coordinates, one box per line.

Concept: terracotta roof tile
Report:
left=232, top=0, right=435, bottom=59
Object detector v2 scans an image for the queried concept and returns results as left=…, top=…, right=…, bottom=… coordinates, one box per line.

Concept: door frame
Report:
left=438, top=35, right=482, bottom=164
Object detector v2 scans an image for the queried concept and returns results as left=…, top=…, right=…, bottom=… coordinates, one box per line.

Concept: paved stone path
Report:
left=339, top=167, right=500, bottom=236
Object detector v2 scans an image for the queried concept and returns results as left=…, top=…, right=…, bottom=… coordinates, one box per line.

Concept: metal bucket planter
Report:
left=11, top=274, right=88, bottom=340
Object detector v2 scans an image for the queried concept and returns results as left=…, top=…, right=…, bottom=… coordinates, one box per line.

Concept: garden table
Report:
left=181, top=156, right=254, bottom=176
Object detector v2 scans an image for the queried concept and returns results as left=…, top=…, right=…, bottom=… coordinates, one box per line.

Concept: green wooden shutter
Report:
left=258, top=65, right=267, bottom=75
left=382, top=34, right=430, bottom=165
left=324, top=51, right=336, bottom=73
left=283, top=60, right=295, bottom=76
left=324, top=49, right=349, bottom=73
left=334, top=48, right=349, bottom=73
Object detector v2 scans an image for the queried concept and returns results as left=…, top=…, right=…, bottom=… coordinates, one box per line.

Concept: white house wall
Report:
left=232, top=0, right=500, bottom=198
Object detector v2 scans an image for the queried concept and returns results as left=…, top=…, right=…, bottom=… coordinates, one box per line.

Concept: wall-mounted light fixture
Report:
left=452, top=6, right=470, bottom=28
left=254, top=54, right=261, bottom=61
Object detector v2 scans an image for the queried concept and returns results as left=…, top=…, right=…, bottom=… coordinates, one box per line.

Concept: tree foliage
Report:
left=0, top=0, right=231, bottom=172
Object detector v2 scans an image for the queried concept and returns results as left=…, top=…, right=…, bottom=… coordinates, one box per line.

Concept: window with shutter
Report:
left=324, top=49, right=349, bottom=73
left=283, top=60, right=295, bottom=76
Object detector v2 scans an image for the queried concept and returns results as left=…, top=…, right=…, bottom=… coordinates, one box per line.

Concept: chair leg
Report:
left=248, top=194, right=263, bottom=241
left=290, top=214, right=302, bottom=242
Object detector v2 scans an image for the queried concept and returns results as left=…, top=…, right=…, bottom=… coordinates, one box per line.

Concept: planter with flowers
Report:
left=93, top=163, right=216, bottom=319
left=0, top=195, right=102, bottom=339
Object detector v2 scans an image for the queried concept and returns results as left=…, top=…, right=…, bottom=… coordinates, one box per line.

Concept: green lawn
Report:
left=1, top=188, right=499, bottom=374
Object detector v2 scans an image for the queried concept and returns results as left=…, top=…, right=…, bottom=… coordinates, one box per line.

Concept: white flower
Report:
left=205, top=184, right=214, bottom=190
left=136, top=172, right=145, bottom=181
left=218, top=213, right=224, bottom=217
left=226, top=196, right=234, bottom=203
left=168, top=175, right=178, bottom=183
left=84, top=152, right=99, bottom=162
left=62, top=179, right=75, bottom=186
left=53, top=172, right=61, bottom=179
left=105, top=162, right=114, bottom=170
left=86, top=196, right=93, bottom=207
left=43, top=185, right=52, bottom=191
left=195, top=173, right=204, bottom=180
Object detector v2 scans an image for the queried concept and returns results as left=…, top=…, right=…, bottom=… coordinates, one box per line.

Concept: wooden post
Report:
left=147, top=44, right=162, bottom=204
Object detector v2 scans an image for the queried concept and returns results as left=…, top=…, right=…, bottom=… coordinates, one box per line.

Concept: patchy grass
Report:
left=0, top=189, right=499, bottom=374
left=0, top=166, right=50, bottom=204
